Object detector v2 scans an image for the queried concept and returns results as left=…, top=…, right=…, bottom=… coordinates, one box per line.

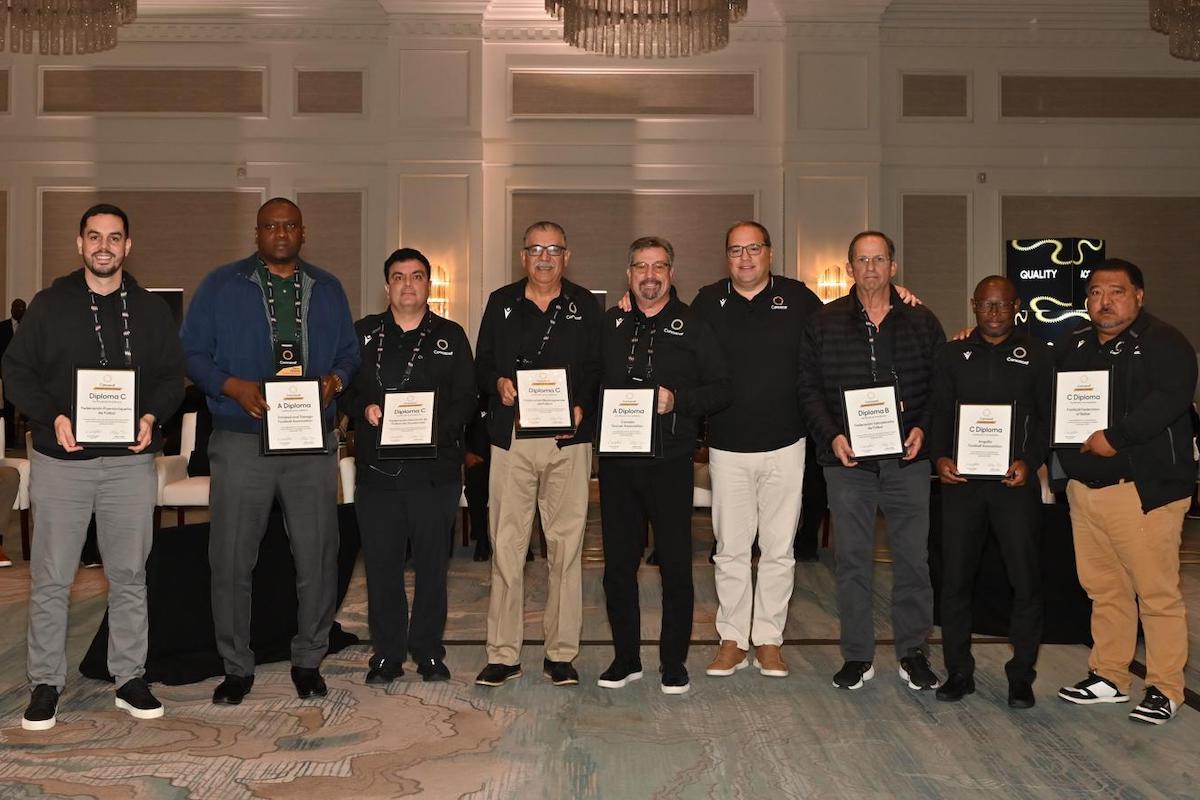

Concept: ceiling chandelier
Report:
left=546, top=0, right=748, bottom=58
left=1, top=0, right=137, bottom=55
left=1149, top=0, right=1200, bottom=61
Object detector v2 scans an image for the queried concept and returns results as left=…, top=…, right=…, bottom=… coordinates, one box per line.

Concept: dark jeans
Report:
left=824, top=459, right=933, bottom=661
left=795, top=437, right=827, bottom=556
left=356, top=480, right=460, bottom=662
left=940, top=480, right=1043, bottom=682
left=599, top=454, right=694, bottom=668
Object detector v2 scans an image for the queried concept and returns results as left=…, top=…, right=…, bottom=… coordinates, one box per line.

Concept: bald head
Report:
left=971, top=275, right=1020, bottom=342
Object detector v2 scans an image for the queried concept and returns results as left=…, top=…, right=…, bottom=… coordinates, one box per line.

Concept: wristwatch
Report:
left=328, top=373, right=344, bottom=396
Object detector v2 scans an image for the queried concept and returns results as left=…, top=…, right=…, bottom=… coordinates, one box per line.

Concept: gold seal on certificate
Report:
left=598, top=386, right=657, bottom=457
left=954, top=403, right=1014, bottom=479
left=72, top=367, right=139, bottom=446
left=261, top=377, right=327, bottom=455
left=840, top=381, right=905, bottom=460
left=1052, top=368, right=1111, bottom=447
left=378, top=389, right=438, bottom=459
left=515, top=367, right=575, bottom=438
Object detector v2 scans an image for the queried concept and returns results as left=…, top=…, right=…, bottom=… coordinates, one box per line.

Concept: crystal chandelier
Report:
left=1149, top=0, right=1200, bottom=61
left=1, top=0, right=137, bottom=55
left=546, top=0, right=748, bottom=58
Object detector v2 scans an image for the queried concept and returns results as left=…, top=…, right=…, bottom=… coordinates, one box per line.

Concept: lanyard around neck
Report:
left=374, top=310, right=433, bottom=389
left=517, top=295, right=563, bottom=368
left=625, top=315, right=656, bottom=383
left=89, top=279, right=132, bottom=367
left=262, top=264, right=303, bottom=347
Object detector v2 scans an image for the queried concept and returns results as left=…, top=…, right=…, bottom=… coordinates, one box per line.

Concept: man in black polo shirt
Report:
left=929, top=275, right=1050, bottom=708
left=691, top=221, right=821, bottom=678
left=473, top=221, right=602, bottom=688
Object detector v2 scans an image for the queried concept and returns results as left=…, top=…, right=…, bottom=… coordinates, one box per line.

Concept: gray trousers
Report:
left=28, top=451, right=157, bottom=689
left=824, top=459, right=933, bottom=661
left=208, top=429, right=339, bottom=676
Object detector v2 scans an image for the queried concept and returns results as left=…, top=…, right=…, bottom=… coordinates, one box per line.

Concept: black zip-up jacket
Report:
left=797, top=285, right=945, bottom=467
left=2, top=269, right=184, bottom=459
left=692, top=275, right=822, bottom=452
left=1053, top=311, right=1197, bottom=512
left=928, top=326, right=1052, bottom=472
left=475, top=277, right=602, bottom=450
left=341, top=310, right=476, bottom=489
left=600, top=289, right=732, bottom=460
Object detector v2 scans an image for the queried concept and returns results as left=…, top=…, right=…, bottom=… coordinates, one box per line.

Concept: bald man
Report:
left=928, top=276, right=1051, bottom=708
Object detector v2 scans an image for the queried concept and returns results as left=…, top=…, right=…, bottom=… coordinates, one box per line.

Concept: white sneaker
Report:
left=1128, top=686, right=1178, bottom=725
left=1058, top=672, right=1129, bottom=705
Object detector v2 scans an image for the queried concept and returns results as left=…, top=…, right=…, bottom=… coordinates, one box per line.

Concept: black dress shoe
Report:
left=291, top=667, right=328, bottom=699
left=794, top=549, right=819, bottom=563
left=475, top=663, right=522, bottom=686
left=365, top=656, right=403, bottom=685
left=212, top=674, right=254, bottom=705
left=473, top=542, right=492, bottom=562
left=543, top=659, right=579, bottom=686
left=1008, top=680, right=1036, bottom=709
left=416, top=657, right=451, bottom=682
left=935, top=672, right=975, bottom=702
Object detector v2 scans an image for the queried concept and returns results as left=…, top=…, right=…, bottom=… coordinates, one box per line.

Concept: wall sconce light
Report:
left=428, top=264, right=450, bottom=314
left=817, top=264, right=848, bottom=303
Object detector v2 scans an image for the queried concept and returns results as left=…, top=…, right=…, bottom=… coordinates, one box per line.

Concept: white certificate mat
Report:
left=262, top=379, right=327, bottom=454
left=598, top=387, right=657, bottom=456
left=379, top=390, right=436, bottom=447
left=515, top=367, right=574, bottom=436
left=841, top=382, right=905, bottom=460
left=73, top=367, right=138, bottom=446
left=1052, top=369, right=1111, bottom=447
left=954, top=403, right=1014, bottom=479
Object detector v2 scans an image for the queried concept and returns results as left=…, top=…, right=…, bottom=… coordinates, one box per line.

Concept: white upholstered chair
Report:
left=155, top=411, right=210, bottom=527
left=1, top=428, right=31, bottom=558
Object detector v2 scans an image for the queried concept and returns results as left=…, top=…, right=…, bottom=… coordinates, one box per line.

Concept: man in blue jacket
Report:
left=181, top=198, right=359, bottom=704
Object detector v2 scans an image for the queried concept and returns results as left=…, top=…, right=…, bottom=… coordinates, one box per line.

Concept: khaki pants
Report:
left=486, top=437, right=591, bottom=665
left=1067, top=480, right=1189, bottom=704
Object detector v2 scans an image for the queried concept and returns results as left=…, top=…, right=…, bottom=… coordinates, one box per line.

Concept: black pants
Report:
left=599, top=454, right=694, bottom=669
left=356, top=480, right=460, bottom=662
left=464, top=460, right=489, bottom=544
left=940, top=480, right=1043, bottom=682
left=794, top=437, right=827, bottom=556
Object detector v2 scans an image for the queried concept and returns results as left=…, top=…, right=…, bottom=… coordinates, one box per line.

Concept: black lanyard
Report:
left=374, top=310, right=433, bottom=389
left=516, top=296, right=563, bottom=368
left=262, top=264, right=304, bottom=349
left=625, top=317, right=656, bottom=383
left=89, top=279, right=132, bottom=367
left=859, top=303, right=895, bottom=383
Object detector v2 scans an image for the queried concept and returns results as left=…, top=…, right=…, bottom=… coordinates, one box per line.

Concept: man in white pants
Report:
left=691, top=222, right=822, bottom=676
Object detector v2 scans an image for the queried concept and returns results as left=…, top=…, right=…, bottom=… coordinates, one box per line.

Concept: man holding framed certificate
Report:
left=3, top=204, right=184, bottom=730
left=182, top=198, right=359, bottom=705
left=928, top=276, right=1051, bottom=709
left=473, top=221, right=602, bottom=688
left=340, top=248, right=476, bottom=685
left=596, top=236, right=730, bottom=695
left=797, top=230, right=946, bottom=693
left=1052, top=260, right=1196, bottom=725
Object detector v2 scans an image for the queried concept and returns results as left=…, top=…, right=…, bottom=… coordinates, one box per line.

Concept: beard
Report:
left=636, top=280, right=664, bottom=302
left=84, top=252, right=122, bottom=278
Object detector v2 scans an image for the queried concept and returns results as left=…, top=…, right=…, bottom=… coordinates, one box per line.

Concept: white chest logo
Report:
left=1076, top=339, right=1086, bottom=349
left=615, top=318, right=624, bottom=328
left=504, top=307, right=512, bottom=319
left=363, top=334, right=372, bottom=346
left=719, top=298, right=727, bottom=308
left=1012, top=346, right=1027, bottom=359
left=962, top=351, right=972, bottom=360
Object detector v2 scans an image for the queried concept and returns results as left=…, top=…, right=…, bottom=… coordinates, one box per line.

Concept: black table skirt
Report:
left=81, top=504, right=361, bottom=685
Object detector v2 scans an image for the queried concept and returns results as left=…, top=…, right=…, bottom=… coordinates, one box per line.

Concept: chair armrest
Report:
left=155, top=454, right=190, bottom=504
left=0, top=456, right=30, bottom=509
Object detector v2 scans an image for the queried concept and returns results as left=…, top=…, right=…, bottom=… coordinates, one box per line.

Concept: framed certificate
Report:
left=953, top=403, right=1015, bottom=480
left=1052, top=368, right=1111, bottom=447
left=72, top=367, right=139, bottom=446
left=378, top=388, right=438, bottom=460
left=840, top=380, right=905, bottom=461
left=597, top=386, right=658, bottom=457
left=515, top=367, right=575, bottom=439
left=261, top=377, right=328, bottom=455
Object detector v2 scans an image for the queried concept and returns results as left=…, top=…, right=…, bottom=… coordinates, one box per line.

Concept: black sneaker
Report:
left=898, top=652, right=941, bottom=690
left=475, top=663, right=522, bottom=687
left=597, top=660, right=644, bottom=689
left=543, top=659, right=579, bottom=686
left=21, top=684, right=59, bottom=731
left=1129, top=686, right=1177, bottom=725
left=365, top=656, right=404, bottom=685
left=832, top=660, right=874, bottom=690
left=660, top=664, right=690, bottom=695
left=416, top=657, right=451, bottom=682
left=1058, top=671, right=1129, bottom=705
left=935, top=672, right=975, bottom=702
left=1008, top=680, right=1036, bottom=709
left=115, top=677, right=164, bottom=720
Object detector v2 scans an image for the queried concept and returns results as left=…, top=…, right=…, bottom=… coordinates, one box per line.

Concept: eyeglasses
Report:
left=630, top=261, right=671, bottom=271
left=523, top=244, right=566, bottom=258
left=853, top=255, right=891, bottom=268
left=974, top=301, right=1016, bottom=313
left=726, top=243, right=767, bottom=258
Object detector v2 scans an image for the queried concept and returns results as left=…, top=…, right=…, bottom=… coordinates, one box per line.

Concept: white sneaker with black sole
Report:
left=1057, top=672, right=1129, bottom=705
left=1128, top=686, right=1178, bottom=725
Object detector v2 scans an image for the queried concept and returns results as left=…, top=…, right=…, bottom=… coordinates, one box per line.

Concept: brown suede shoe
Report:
left=755, top=644, right=789, bottom=677
left=706, top=640, right=749, bottom=676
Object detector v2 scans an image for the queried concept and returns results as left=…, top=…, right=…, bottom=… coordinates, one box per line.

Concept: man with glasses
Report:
left=597, top=236, right=730, bottom=695
left=691, top=222, right=822, bottom=679
left=473, top=221, right=602, bottom=688
left=797, top=230, right=945, bottom=691
left=928, top=276, right=1050, bottom=708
